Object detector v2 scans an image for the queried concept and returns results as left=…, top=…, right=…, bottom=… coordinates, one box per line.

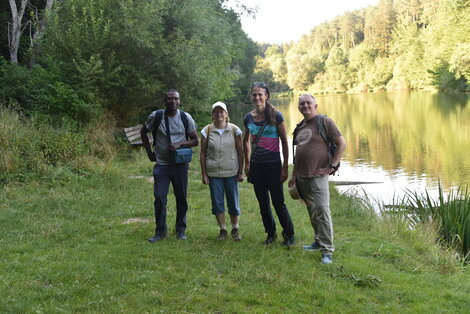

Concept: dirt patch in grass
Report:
left=122, top=217, right=150, bottom=224
left=129, top=175, right=153, bottom=183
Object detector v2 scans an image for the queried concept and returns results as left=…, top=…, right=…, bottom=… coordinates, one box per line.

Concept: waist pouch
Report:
left=172, top=148, right=192, bottom=164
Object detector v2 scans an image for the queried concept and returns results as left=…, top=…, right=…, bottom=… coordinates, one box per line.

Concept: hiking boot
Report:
left=264, top=234, right=277, bottom=245
left=281, top=230, right=295, bottom=247
left=321, top=253, right=333, bottom=264
left=231, top=228, right=241, bottom=241
left=176, top=231, right=187, bottom=240
left=303, top=242, right=321, bottom=251
left=217, top=229, right=228, bottom=240
left=283, top=236, right=295, bottom=247
left=148, top=234, right=166, bottom=243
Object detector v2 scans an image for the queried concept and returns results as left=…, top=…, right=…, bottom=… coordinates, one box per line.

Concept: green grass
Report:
left=1, top=150, right=469, bottom=312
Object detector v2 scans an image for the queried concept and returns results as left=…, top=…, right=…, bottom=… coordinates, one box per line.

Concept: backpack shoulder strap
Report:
left=153, top=109, right=164, bottom=129
left=292, top=119, right=305, bottom=165
left=153, top=109, right=190, bottom=142
left=292, top=119, right=305, bottom=145
left=317, top=114, right=339, bottom=171
left=179, top=110, right=190, bottom=139
left=203, top=124, right=211, bottom=137
left=151, top=110, right=164, bottom=146
left=317, top=114, right=328, bottom=144
left=228, top=123, right=238, bottom=141
left=202, top=124, right=211, bottom=155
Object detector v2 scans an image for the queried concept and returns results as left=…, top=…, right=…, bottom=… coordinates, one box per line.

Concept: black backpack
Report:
left=151, top=109, right=190, bottom=146
left=292, top=114, right=339, bottom=173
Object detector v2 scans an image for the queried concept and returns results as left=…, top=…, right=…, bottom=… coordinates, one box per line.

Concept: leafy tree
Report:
left=338, top=11, right=364, bottom=48
left=387, top=14, right=427, bottom=90
left=449, top=43, right=470, bottom=83
left=421, top=0, right=470, bottom=90
left=285, top=45, right=310, bottom=90
left=394, top=0, right=421, bottom=24
left=349, top=43, right=377, bottom=90
left=314, top=45, right=353, bottom=92
left=364, top=0, right=396, bottom=56
left=264, top=45, right=288, bottom=83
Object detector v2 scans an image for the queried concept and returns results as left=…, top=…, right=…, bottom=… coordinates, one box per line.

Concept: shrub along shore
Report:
left=1, top=114, right=469, bottom=311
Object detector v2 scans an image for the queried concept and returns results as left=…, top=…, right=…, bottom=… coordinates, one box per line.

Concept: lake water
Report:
left=228, top=92, right=470, bottom=208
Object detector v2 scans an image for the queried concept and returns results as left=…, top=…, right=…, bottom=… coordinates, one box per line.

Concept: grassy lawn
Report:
left=1, top=150, right=469, bottom=313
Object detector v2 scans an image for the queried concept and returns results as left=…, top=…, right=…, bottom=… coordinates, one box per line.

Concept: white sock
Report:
left=232, top=224, right=239, bottom=229
left=220, top=224, right=226, bottom=230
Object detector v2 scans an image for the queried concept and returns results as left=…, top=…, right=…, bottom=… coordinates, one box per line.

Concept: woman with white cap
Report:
left=200, top=102, right=244, bottom=240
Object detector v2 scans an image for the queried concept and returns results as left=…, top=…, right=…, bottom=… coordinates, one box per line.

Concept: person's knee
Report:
left=227, top=206, right=240, bottom=216
left=212, top=207, right=225, bottom=216
left=259, top=205, right=271, bottom=214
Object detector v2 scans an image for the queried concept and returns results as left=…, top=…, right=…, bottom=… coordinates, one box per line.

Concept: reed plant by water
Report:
left=385, top=184, right=470, bottom=261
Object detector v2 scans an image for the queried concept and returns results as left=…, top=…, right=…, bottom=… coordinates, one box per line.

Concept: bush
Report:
left=0, top=58, right=48, bottom=112
left=0, top=58, right=101, bottom=123
left=0, top=106, right=119, bottom=184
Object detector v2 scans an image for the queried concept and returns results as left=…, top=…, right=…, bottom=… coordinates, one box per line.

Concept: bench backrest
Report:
left=124, top=124, right=153, bottom=146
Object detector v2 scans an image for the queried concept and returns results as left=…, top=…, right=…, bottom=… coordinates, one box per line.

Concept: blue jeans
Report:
left=250, top=162, right=294, bottom=237
left=208, top=175, right=241, bottom=216
left=153, top=163, right=189, bottom=235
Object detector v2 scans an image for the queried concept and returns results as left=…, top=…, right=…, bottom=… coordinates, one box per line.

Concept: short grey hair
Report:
left=299, top=93, right=317, bottom=104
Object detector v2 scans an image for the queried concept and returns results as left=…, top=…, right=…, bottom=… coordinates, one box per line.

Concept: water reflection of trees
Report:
left=271, top=92, right=470, bottom=189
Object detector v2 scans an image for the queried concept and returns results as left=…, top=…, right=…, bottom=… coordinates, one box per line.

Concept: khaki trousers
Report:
left=297, top=175, right=334, bottom=254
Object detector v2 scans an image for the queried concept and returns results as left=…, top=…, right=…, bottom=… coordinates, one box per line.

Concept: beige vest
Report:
left=203, top=123, right=239, bottom=177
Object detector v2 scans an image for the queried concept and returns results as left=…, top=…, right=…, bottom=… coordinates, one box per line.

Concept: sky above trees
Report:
left=227, top=0, right=379, bottom=44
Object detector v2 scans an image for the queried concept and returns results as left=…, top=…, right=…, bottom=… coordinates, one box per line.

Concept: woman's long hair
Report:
left=251, top=82, right=276, bottom=125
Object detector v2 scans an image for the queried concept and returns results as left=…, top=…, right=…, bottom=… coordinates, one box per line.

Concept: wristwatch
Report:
left=329, top=163, right=339, bottom=170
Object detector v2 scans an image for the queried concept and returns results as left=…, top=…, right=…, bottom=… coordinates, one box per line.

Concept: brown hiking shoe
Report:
left=231, top=228, right=241, bottom=241
left=217, top=229, right=228, bottom=240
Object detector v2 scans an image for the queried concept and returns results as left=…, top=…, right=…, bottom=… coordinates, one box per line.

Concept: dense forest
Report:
left=0, top=0, right=257, bottom=124
left=254, top=0, right=470, bottom=93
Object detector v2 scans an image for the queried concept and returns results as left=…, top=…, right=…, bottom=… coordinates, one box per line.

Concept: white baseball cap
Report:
left=212, top=101, right=227, bottom=112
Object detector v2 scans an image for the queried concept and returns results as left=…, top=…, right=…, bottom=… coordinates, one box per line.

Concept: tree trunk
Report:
left=32, top=0, right=54, bottom=42
left=8, top=0, right=29, bottom=63
left=30, top=0, right=54, bottom=66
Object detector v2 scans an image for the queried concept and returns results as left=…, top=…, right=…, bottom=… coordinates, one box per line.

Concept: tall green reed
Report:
left=392, top=184, right=470, bottom=261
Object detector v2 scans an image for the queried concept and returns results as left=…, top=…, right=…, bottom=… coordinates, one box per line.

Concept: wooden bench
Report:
left=124, top=124, right=153, bottom=146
